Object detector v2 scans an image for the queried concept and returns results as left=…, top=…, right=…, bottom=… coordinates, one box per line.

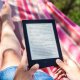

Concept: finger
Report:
left=28, top=64, right=39, bottom=75
left=62, top=77, right=70, bottom=80
left=54, top=69, right=65, bottom=79
left=57, top=73, right=67, bottom=80
left=54, top=70, right=63, bottom=79
left=20, top=49, right=28, bottom=68
left=55, top=69, right=65, bottom=74
left=56, top=59, right=67, bottom=71
left=55, top=68, right=62, bottom=73
left=60, top=44, right=70, bottom=60
left=54, top=74, right=58, bottom=80
left=61, top=46, right=70, bottom=61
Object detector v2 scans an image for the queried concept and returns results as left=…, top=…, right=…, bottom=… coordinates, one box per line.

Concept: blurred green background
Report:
left=50, top=0, right=80, bottom=26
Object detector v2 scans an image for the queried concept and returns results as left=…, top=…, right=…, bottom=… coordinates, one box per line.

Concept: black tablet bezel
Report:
left=22, top=19, right=63, bottom=68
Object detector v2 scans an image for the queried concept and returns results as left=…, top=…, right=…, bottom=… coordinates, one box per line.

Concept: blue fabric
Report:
left=34, top=71, right=53, bottom=80
left=0, top=66, right=54, bottom=80
left=0, top=66, right=17, bottom=80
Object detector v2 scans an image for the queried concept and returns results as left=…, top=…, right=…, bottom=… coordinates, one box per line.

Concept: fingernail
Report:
left=35, top=64, right=39, bottom=68
left=56, top=59, right=61, bottom=63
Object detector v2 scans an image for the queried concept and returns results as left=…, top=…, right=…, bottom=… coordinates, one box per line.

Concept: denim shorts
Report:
left=0, top=66, right=54, bottom=80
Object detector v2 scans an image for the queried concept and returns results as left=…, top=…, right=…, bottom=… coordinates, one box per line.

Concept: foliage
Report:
left=50, top=0, right=80, bottom=25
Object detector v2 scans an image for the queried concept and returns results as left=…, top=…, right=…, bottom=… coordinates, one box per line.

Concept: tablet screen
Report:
left=26, top=23, right=59, bottom=60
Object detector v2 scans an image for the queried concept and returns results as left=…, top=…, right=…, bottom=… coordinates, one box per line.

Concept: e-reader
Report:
left=22, top=19, right=63, bottom=68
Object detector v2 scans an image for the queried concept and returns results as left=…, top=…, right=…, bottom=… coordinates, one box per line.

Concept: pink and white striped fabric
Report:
left=1, top=0, right=80, bottom=80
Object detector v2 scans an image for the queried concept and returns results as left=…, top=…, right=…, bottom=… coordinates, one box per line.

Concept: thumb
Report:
left=29, top=64, right=39, bottom=75
left=56, top=59, right=67, bottom=71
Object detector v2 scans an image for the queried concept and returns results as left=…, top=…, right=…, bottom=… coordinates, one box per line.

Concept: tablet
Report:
left=22, top=19, right=63, bottom=68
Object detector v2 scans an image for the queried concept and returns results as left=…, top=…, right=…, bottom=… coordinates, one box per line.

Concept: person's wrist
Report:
left=75, top=71, right=80, bottom=80
left=77, top=74, right=80, bottom=80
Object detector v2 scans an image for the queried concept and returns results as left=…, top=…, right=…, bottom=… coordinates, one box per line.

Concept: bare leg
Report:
left=0, top=3, right=21, bottom=70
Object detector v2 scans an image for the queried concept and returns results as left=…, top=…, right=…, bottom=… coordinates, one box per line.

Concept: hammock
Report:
left=1, top=0, right=80, bottom=80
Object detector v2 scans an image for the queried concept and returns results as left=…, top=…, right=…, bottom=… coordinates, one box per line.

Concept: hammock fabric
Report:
left=1, top=0, right=80, bottom=80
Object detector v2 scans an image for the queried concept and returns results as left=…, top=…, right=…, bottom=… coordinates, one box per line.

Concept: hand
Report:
left=54, top=68, right=67, bottom=80
left=14, top=50, right=39, bottom=80
left=56, top=50, right=80, bottom=80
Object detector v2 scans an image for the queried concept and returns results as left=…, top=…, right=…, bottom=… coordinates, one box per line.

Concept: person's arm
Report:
left=56, top=54, right=80, bottom=80
left=14, top=50, right=39, bottom=80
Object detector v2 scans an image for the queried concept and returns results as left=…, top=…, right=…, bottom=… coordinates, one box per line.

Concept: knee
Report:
left=1, top=30, right=16, bottom=42
left=1, top=27, right=14, bottom=38
left=3, top=49, right=17, bottom=57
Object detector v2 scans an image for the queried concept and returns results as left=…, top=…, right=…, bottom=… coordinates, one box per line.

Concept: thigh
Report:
left=1, top=50, right=20, bottom=70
